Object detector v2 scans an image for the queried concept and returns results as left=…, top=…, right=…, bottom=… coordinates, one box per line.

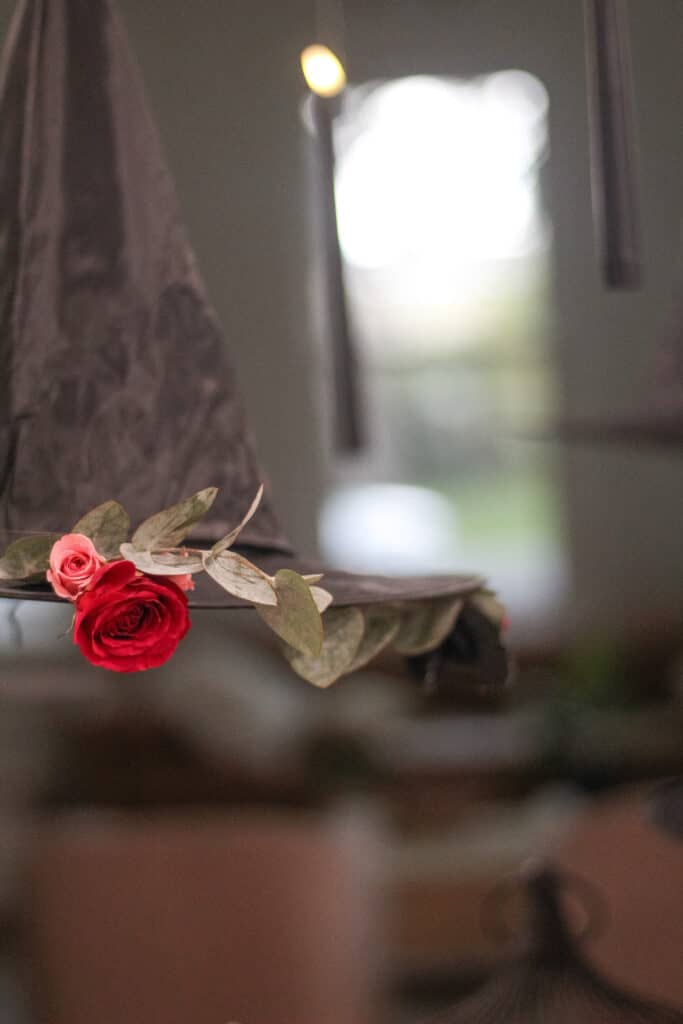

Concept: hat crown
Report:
left=0, top=0, right=288, bottom=549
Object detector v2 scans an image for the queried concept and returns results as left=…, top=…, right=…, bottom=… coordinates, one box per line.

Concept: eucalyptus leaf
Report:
left=255, top=569, right=324, bottom=657
left=73, top=500, right=130, bottom=560
left=310, top=585, right=333, bottom=613
left=393, top=597, right=464, bottom=656
left=349, top=605, right=401, bottom=672
left=285, top=606, right=365, bottom=688
left=119, top=544, right=204, bottom=576
left=0, top=535, right=58, bottom=581
left=211, top=484, right=264, bottom=556
left=202, top=549, right=277, bottom=605
left=131, top=487, right=217, bottom=551
left=57, top=612, right=76, bottom=640
left=469, top=589, right=506, bottom=628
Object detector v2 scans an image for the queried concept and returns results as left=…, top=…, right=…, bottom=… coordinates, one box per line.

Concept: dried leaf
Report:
left=393, top=597, right=464, bottom=656
left=255, top=569, right=324, bottom=657
left=0, top=535, right=58, bottom=581
left=469, top=589, right=507, bottom=628
left=73, top=500, right=130, bottom=560
left=349, top=605, right=401, bottom=672
left=119, top=544, right=204, bottom=576
left=57, top=612, right=77, bottom=640
left=310, top=585, right=333, bottom=613
left=202, top=549, right=277, bottom=605
left=210, top=485, right=264, bottom=556
left=131, top=487, right=217, bottom=551
left=285, top=606, right=365, bottom=688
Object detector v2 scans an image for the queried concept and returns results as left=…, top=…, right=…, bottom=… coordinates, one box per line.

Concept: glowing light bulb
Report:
left=300, top=44, right=346, bottom=98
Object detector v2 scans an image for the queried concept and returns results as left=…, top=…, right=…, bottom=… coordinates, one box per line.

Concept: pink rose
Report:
left=167, top=550, right=195, bottom=592
left=47, top=533, right=106, bottom=601
left=170, top=573, right=195, bottom=593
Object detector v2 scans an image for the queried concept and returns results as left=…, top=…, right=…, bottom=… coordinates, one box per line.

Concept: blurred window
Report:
left=320, top=72, right=567, bottom=629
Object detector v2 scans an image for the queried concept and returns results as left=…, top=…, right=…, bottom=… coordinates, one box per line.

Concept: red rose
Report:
left=73, top=561, right=191, bottom=672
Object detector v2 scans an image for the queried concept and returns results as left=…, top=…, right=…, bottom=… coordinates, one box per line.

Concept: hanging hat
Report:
left=0, top=0, right=488, bottom=611
left=549, top=0, right=683, bottom=449
left=422, top=863, right=683, bottom=1023
left=544, top=297, right=683, bottom=445
left=0, top=0, right=287, bottom=597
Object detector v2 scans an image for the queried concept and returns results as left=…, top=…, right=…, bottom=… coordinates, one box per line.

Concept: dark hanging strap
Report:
left=311, top=92, right=365, bottom=453
left=584, top=0, right=643, bottom=289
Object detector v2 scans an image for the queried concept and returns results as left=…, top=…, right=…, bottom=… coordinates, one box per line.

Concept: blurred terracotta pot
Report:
left=27, top=810, right=382, bottom=1024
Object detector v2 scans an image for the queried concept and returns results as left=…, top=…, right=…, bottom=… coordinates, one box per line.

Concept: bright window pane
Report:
left=320, top=72, right=568, bottom=629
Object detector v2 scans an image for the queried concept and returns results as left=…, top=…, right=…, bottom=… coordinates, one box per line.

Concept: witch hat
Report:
left=422, top=864, right=683, bottom=1023
left=547, top=0, right=683, bottom=449
left=547, top=276, right=683, bottom=447
left=0, top=0, right=488, bottom=624
left=548, top=302, right=683, bottom=448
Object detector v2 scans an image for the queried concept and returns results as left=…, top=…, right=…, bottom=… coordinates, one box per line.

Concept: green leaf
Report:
left=393, top=597, right=464, bottom=656
left=202, top=549, right=277, bottom=605
left=131, top=487, right=218, bottom=551
left=119, top=544, right=204, bottom=576
left=210, top=485, right=264, bottom=557
left=0, top=535, right=58, bottom=581
left=285, top=606, right=365, bottom=688
left=255, top=568, right=324, bottom=657
left=73, top=500, right=130, bottom=560
left=349, top=605, right=401, bottom=672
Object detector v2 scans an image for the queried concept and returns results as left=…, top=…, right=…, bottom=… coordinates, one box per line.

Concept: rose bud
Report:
left=47, top=533, right=106, bottom=601
left=170, top=573, right=195, bottom=592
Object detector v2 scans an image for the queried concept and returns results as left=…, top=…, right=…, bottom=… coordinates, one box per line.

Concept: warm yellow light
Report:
left=300, top=44, right=347, bottom=98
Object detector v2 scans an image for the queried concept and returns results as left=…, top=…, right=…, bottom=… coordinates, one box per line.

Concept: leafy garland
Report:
left=0, top=486, right=505, bottom=685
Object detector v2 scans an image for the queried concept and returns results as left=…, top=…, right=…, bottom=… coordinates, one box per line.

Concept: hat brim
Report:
left=542, top=412, right=683, bottom=447
left=0, top=547, right=484, bottom=609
